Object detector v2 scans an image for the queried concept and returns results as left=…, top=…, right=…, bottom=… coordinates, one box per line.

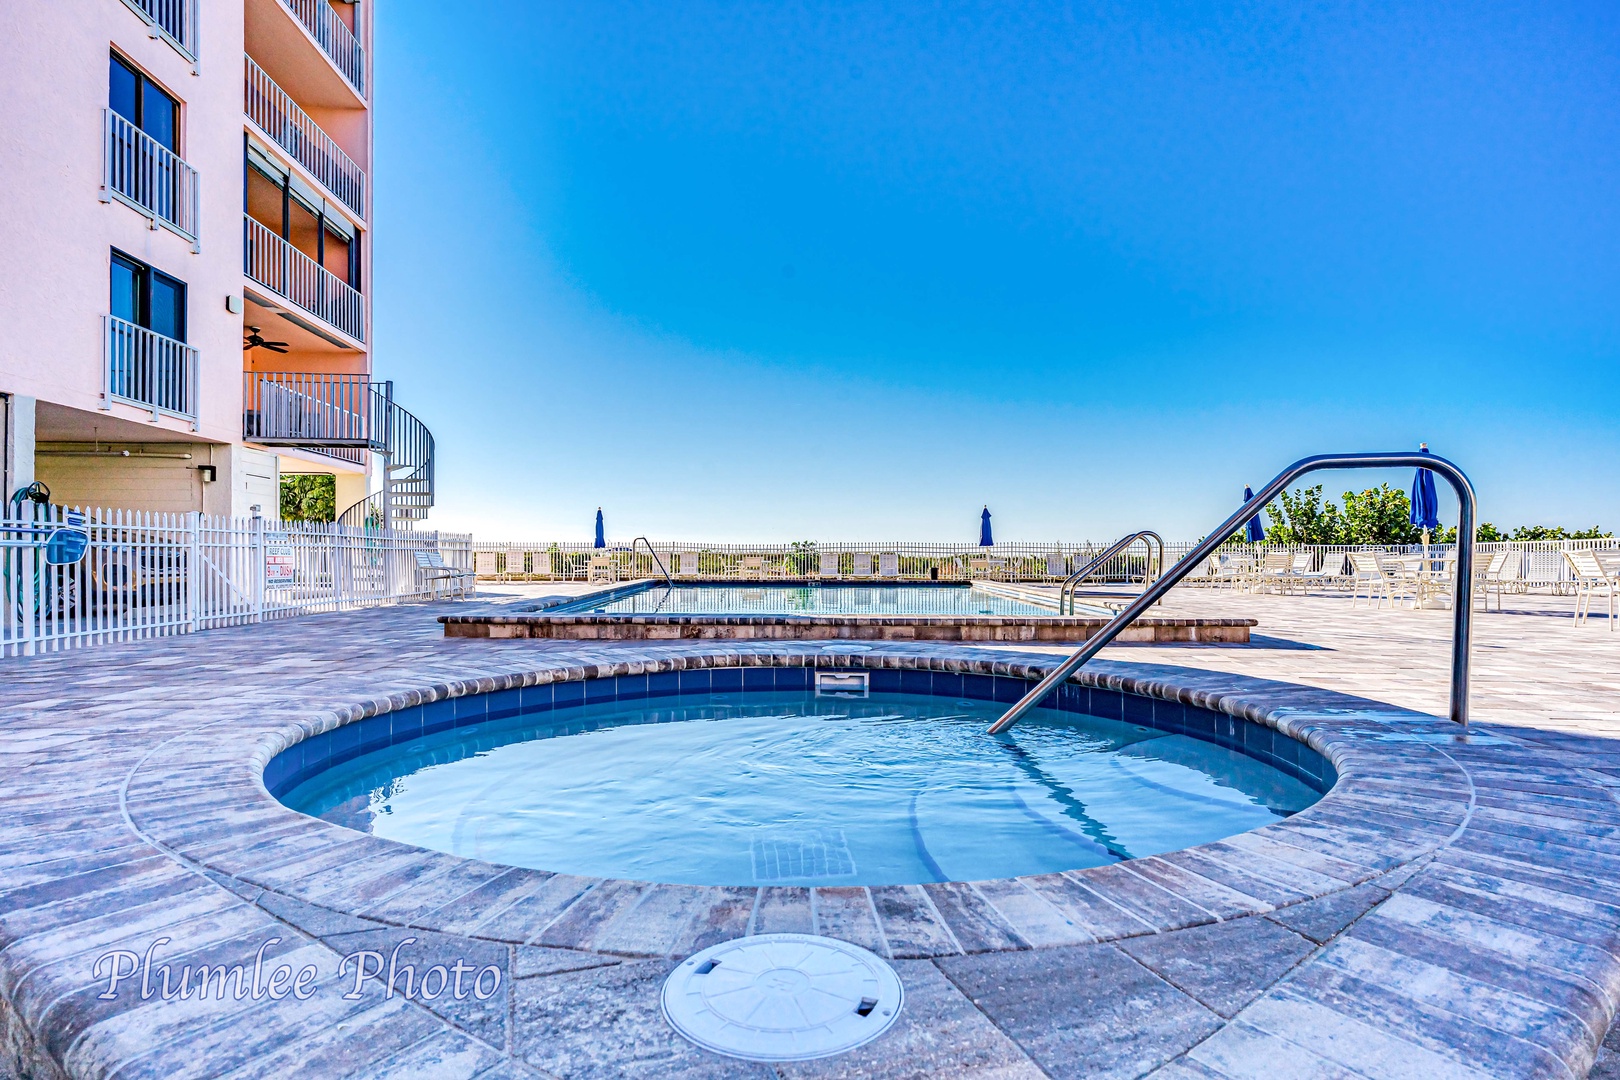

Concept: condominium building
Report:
left=0, top=0, right=433, bottom=526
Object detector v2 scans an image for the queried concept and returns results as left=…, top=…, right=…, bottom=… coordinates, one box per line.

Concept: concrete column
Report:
left=2, top=394, right=36, bottom=501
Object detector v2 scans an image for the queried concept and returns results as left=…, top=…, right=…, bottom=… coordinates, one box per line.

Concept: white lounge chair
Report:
left=818, top=552, right=840, bottom=579
left=852, top=553, right=873, bottom=578
left=502, top=548, right=526, bottom=581
left=1298, top=551, right=1348, bottom=589
left=878, top=553, right=899, bottom=578
left=1046, top=552, right=1067, bottom=579
left=677, top=551, right=700, bottom=578
left=527, top=550, right=553, bottom=580
left=1566, top=550, right=1617, bottom=630
left=1348, top=552, right=1392, bottom=608
left=416, top=550, right=475, bottom=599
left=587, top=555, right=617, bottom=583
left=473, top=550, right=499, bottom=579
left=1253, top=551, right=1295, bottom=594
left=1474, top=550, right=1519, bottom=611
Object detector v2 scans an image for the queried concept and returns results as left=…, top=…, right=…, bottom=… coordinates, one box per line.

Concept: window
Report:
left=111, top=251, right=187, bottom=341
left=110, top=53, right=179, bottom=153
left=245, top=147, right=362, bottom=288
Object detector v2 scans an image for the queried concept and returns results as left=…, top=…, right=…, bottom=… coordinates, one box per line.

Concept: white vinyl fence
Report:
left=470, top=537, right=1617, bottom=589
left=1, top=505, right=470, bottom=658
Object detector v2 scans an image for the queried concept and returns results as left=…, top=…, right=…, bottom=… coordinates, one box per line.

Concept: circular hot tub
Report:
left=265, top=665, right=1334, bottom=887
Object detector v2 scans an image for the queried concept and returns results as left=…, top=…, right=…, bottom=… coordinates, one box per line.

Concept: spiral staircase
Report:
left=242, top=374, right=435, bottom=529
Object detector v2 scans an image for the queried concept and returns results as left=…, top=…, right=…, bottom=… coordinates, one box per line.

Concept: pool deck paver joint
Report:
left=0, top=586, right=1617, bottom=1078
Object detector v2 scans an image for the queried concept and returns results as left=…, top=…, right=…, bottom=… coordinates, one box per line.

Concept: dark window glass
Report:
left=149, top=273, right=185, bottom=341
left=110, top=254, right=141, bottom=324
left=109, top=56, right=138, bottom=126
left=143, top=88, right=177, bottom=151
left=110, top=251, right=186, bottom=341
left=109, top=53, right=179, bottom=152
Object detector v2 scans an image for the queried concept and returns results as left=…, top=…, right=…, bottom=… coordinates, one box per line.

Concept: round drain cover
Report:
left=662, top=933, right=904, bottom=1062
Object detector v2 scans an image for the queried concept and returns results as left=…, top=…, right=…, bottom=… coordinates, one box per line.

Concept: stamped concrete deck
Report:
left=1, top=584, right=1618, bottom=1079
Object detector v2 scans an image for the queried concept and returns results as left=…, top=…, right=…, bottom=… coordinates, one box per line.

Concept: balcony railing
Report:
left=280, top=0, right=365, bottom=97
left=102, top=110, right=200, bottom=246
left=116, top=0, right=197, bottom=64
left=104, top=315, right=199, bottom=428
left=245, top=57, right=365, bottom=218
left=243, top=372, right=386, bottom=448
left=244, top=216, right=366, bottom=342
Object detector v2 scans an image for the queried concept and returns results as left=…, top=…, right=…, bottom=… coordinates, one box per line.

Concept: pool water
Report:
left=282, top=691, right=1320, bottom=886
left=547, top=583, right=1071, bottom=617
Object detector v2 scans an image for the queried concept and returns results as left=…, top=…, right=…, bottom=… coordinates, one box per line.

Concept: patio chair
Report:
left=1348, top=552, right=1392, bottom=608
left=503, top=549, right=527, bottom=581
left=1565, top=550, right=1617, bottom=630
left=1046, top=552, right=1067, bottom=579
left=878, top=553, right=899, bottom=578
left=1299, top=551, right=1348, bottom=590
left=416, top=551, right=475, bottom=600
left=1207, top=553, right=1249, bottom=591
left=1288, top=552, right=1313, bottom=589
left=736, top=556, right=765, bottom=580
left=587, top=555, right=617, bottom=584
left=852, top=553, right=874, bottom=578
left=1474, top=550, right=1519, bottom=612
left=527, top=550, right=554, bottom=580
left=473, top=550, right=499, bottom=579
left=677, top=551, right=700, bottom=578
left=818, top=552, right=839, bottom=579
left=1253, top=551, right=1295, bottom=594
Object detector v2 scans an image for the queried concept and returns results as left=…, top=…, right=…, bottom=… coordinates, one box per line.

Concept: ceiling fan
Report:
left=243, top=326, right=289, bottom=354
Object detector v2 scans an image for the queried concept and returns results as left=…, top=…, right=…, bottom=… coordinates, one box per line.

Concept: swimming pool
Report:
left=274, top=673, right=1327, bottom=888
left=546, top=583, right=1086, bottom=617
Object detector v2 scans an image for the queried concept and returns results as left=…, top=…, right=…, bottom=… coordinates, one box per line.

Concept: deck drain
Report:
left=662, top=933, right=903, bottom=1062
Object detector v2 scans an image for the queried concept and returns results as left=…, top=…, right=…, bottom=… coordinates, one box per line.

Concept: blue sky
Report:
left=374, top=2, right=1619, bottom=542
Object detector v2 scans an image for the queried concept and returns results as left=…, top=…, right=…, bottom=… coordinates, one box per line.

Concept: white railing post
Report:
left=250, top=507, right=265, bottom=622
left=186, top=510, right=202, bottom=633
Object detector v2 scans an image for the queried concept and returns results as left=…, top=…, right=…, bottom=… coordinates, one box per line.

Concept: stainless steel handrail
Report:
left=990, top=452, right=1477, bottom=732
left=1058, top=530, right=1165, bottom=614
left=633, top=537, right=672, bottom=587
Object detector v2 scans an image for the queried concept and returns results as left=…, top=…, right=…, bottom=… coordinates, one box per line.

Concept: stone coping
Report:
left=6, top=629, right=1620, bottom=1078
left=438, top=613, right=1256, bottom=643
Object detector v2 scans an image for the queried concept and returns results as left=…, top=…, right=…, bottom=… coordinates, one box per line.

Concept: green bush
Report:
left=280, top=474, right=336, bottom=523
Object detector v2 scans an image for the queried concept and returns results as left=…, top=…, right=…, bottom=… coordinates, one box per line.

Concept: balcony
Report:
left=278, top=0, right=364, bottom=98
left=102, top=110, right=200, bottom=247
left=116, top=0, right=197, bottom=65
left=243, top=372, right=384, bottom=448
left=244, top=215, right=365, bottom=343
left=104, top=315, right=199, bottom=428
left=245, top=56, right=365, bottom=219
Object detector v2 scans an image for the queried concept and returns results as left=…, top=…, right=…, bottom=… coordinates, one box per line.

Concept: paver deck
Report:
left=1, top=583, right=1618, bottom=1079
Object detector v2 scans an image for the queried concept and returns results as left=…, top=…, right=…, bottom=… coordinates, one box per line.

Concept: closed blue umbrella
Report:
left=593, top=508, right=606, bottom=549
left=1243, top=486, right=1265, bottom=543
left=979, top=506, right=994, bottom=547
left=1410, top=444, right=1440, bottom=534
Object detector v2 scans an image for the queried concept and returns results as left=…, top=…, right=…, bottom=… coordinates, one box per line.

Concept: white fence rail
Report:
left=244, top=215, right=365, bottom=342
left=102, top=109, right=199, bottom=244
left=103, top=315, right=199, bottom=427
left=469, top=538, right=1618, bottom=587
left=1, top=506, right=470, bottom=658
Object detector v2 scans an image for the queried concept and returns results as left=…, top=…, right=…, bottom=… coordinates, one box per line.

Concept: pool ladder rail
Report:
left=633, top=536, right=673, bottom=587
left=990, top=451, right=1478, bottom=733
left=1058, top=531, right=1166, bottom=615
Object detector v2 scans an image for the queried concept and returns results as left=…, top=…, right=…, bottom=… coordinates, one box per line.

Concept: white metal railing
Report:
left=102, top=110, right=200, bottom=245
left=279, top=0, right=365, bottom=96
left=0, top=505, right=471, bottom=658
left=245, top=57, right=365, bottom=218
left=467, top=537, right=1618, bottom=588
left=243, top=372, right=383, bottom=447
left=103, top=315, right=199, bottom=428
left=244, top=215, right=365, bottom=342
left=117, top=0, right=197, bottom=63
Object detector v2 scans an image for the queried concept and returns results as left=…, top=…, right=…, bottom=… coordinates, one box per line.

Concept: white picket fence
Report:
left=1, top=505, right=471, bottom=658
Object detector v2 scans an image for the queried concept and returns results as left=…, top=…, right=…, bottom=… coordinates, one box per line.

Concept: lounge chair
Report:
left=473, top=550, right=499, bottom=579
left=527, top=550, right=553, bottom=580
left=1565, top=550, right=1617, bottom=630
left=819, top=552, right=839, bottom=579
left=1348, top=552, right=1391, bottom=608
left=1474, top=550, right=1519, bottom=611
left=416, top=550, right=475, bottom=600
left=878, top=553, right=899, bottom=578
left=677, top=551, right=700, bottom=578
left=503, top=549, right=527, bottom=581
left=587, top=555, right=616, bottom=583
left=1253, top=551, right=1295, bottom=594
left=1046, top=552, right=1067, bottom=579
left=852, top=553, right=873, bottom=578
left=1298, top=551, right=1348, bottom=589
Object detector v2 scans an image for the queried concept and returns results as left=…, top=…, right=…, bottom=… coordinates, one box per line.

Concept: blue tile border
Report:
left=265, top=660, right=1337, bottom=801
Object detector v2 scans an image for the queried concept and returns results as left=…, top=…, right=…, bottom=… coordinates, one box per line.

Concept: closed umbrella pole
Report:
left=1410, top=444, right=1441, bottom=586
left=594, top=508, right=606, bottom=549
left=1243, top=487, right=1265, bottom=544
left=980, top=506, right=993, bottom=547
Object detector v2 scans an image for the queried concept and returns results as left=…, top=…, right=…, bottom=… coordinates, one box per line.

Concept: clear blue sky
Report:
left=373, top=2, right=1619, bottom=542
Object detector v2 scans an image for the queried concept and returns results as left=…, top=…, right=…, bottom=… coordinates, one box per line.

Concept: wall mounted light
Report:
left=197, top=465, right=217, bottom=483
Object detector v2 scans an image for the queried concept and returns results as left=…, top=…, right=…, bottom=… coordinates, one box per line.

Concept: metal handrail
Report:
left=633, top=537, right=672, bottom=587
left=1058, top=530, right=1164, bottom=614
left=990, top=452, right=1477, bottom=732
